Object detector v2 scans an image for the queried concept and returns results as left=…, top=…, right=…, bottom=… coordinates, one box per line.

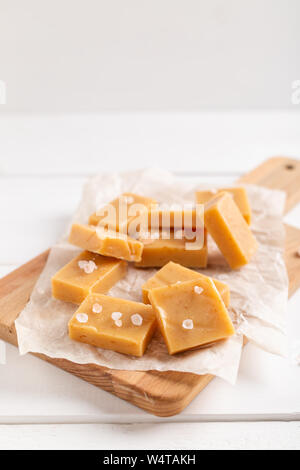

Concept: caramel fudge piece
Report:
left=135, top=230, right=207, bottom=268
left=142, top=261, right=230, bottom=307
left=52, top=251, right=127, bottom=304
left=69, top=223, right=144, bottom=262
left=204, top=192, right=258, bottom=269
left=196, top=187, right=251, bottom=224
left=149, top=278, right=235, bottom=355
left=68, top=293, right=157, bottom=357
left=89, top=193, right=157, bottom=232
left=147, top=207, right=198, bottom=230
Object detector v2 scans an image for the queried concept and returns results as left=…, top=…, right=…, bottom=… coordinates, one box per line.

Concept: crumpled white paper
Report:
left=15, top=168, right=288, bottom=384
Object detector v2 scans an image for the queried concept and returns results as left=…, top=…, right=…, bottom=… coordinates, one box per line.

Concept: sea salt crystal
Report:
left=131, top=314, right=143, bottom=326
left=76, top=313, right=88, bottom=323
left=78, top=260, right=97, bottom=274
left=194, top=285, right=203, bottom=294
left=114, top=319, right=122, bottom=327
left=92, top=303, right=102, bottom=314
left=111, top=311, right=122, bottom=321
left=85, top=261, right=97, bottom=273
left=182, top=319, right=193, bottom=330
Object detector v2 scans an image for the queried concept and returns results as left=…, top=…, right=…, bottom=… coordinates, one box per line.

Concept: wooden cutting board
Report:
left=0, top=156, right=300, bottom=417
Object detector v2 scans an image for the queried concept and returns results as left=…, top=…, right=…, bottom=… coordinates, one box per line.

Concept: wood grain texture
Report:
left=238, top=156, right=300, bottom=213
left=0, top=156, right=299, bottom=417
left=284, top=225, right=300, bottom=297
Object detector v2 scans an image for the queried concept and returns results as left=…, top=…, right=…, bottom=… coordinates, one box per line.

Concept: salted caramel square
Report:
left=149, top=278, right=235, bottom=355
left=196, top=187, right=251, bottom=224
left=142, top=261, right=230, bottom=307
left=204, top=192, right=258, bottom=269
left=135, top=229, right=207, bottom=268
left=52, top=251, right=127, bottom=304
left=89, top=193, right=157, bottom=232
left=69, top=223, right=144, bottom=262
left=68, top=293, right=157, bottom=357
left=147, top=207, right=198, bottom=230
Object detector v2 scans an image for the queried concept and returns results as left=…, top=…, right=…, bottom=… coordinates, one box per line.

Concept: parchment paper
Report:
left=15, top=169, right=288, bottom=384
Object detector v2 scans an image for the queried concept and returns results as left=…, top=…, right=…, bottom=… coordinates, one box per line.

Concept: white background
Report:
left=0, top=0, right=300, bottom=451
left=0, top=0, right=300, bottom=112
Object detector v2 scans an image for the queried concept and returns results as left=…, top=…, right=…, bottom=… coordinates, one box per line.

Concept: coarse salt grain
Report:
left=131, top=314, right=143, bottom=326
left=182, top=319, right=193, bottom=330
left=194, top=285, right=203, bottom=294
left=86, top=261, right=97, bottom=273
left=76, top=313, right=88, bottom=323
left=78, top=260, right=86, bottom=269
left=111, top=311, right=122, bottom=321
left=114, top=319, right=122, bottom=327
left=92, top=303, right=102, bottom=314
left=78, top=260, right=97, bottom=274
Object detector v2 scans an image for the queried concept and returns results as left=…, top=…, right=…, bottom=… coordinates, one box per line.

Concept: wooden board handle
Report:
left=238, top=156, right=300, bottom=213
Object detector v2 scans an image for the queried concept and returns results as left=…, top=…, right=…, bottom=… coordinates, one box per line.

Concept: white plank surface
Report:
left=1, top=422, right=300, bottom=450
left=0, top=112, right=299, bottom=176
left=0, top=176, right=85, bottom=264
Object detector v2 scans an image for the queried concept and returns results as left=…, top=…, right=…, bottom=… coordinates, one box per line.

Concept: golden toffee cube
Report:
left=89, top=193, right=157, bottom=232
left=204, top=192, right=258, bottom=269
left=69, top=223, right=144, bottom=262
left=68, top=293, right=157, bottom=357
left=149, top=278, right=235, bottom=355
left=196, top=186, right=251, bottom=224
left=52, top=251, right=127, bottom=304
left=147, top=207, right=198, bottom=230
left=142, top=261, right=230, bottom=307
left=135, top=229, right=207, bottom=268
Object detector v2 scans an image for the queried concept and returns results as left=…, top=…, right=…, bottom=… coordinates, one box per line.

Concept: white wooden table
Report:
left=0, top=111, right=300, bottom=449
